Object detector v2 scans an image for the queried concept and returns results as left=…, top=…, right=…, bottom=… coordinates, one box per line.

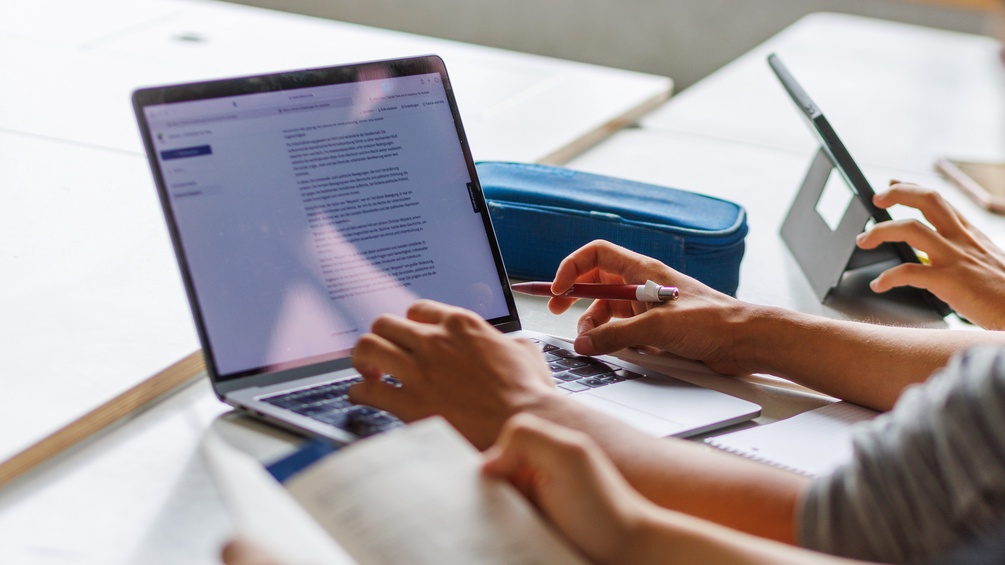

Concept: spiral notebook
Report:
left=704, top=401, right=878, bottom=478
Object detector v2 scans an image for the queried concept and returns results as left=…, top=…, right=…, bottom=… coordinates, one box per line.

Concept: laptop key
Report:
left=366, top=413, right=401, bottom=428
left=579, top=377, right=609, bottom=388
left=300, top=404, right=339, bottom=417
left=558, top=380, right=591, bottom=393
left=570, top=362, right=614, bottom=378
left=261, top=396, right=304, bottom=409
left=550, top=348, right=577, bottom=359
left=529, top=339, right=560, bottom=353
left=312, top=410, right=351, bottom=428
left=553, top=357, right=589, bottom=369
left=552, top=371, right=580, bottom=382
left=547, top=361, right=567, bottom=372
left=321, top=396, right=353, bottom=410
left=345, top=407, right=400, bottom=437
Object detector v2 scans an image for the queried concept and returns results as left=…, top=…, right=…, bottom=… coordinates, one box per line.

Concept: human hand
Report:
left=482, top=413, right=652, bottom=564
left=349, top=300, right=560, bottom=449
left=220, top=538, right=282, bottom=565
left=856, top=183, right=1005, bottom=329
left=547, top=240, right=760, bottom=375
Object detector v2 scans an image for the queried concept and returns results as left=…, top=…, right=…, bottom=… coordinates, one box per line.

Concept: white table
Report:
left=570, top=13, right=1005, bottom=321
left=2, top=0, right=671, bottom=164
left=0, top=0, right=672, bottom=562
left=3, top=9, right=998, bottom=565
left=0, top=0, right=670, bottom=487
left=641, top=12, right=1005, bottom=176
left=562, top=13, right=1003, bottom=426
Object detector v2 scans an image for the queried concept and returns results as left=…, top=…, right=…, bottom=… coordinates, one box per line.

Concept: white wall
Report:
left=226, top=0, right=993, bottom=90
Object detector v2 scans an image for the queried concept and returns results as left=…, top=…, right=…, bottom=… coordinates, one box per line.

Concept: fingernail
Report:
left=577, top=315, right=594, bottom=335
left=575, top=335, right=595, bottom=355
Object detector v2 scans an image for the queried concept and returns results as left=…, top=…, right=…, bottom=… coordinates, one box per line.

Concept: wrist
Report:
left=729, top=304, right=815, bottom=376
left=517, top=387, right=576, bottom=422
left=615, top=504, right=691, bottom=565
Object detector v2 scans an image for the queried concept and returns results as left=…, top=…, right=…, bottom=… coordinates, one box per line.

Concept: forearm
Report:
left=738, top=306, right=1005, bottom=410
left=523, top=393, right=808, bottom=544
left=624, top=507, right=874, bottom=565
left=521, top=310, right=1005, bottom=545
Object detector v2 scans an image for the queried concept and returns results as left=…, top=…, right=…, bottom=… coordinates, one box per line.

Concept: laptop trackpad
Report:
left=575, top=391, right=684, bottom=437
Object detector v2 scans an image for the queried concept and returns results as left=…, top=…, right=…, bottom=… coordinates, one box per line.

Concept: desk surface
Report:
left=642, top=12, right=1005, bottom=176
left=1, top=1, right=675, bottom=558
left=2, top=0, right=670, bottom=164
left=2, top=9, right=1000, bottom=565
left=621, top=12, right=1005, bottom=322
left=0, top=0, right=671, bottom=561
left=0, top=0, right=670, bottom=486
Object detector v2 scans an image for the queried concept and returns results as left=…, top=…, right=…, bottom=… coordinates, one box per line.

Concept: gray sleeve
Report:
left=797, top=345, right=1005, bottom=564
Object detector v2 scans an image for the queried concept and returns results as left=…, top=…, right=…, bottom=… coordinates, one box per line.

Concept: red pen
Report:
left=511, top=280, right=679, bottom=302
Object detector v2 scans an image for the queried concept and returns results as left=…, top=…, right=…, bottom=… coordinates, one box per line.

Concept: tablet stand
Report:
left=781, top=148, right=949, bottom=319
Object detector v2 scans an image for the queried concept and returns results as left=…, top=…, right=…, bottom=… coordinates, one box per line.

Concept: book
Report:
left=704, top=401, right=879, bottom=478
left=203, top=417, right=586, bottom=565
left=202, top=427, right=357, bottom=565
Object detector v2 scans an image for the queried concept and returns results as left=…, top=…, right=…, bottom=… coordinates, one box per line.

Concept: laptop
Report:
left=133, top=55, right=760, bottom=444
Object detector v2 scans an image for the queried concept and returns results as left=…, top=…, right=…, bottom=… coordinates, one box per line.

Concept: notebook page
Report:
left=705, top=402, right=878, bottom=478
left=201, top=430, right=357, bottom=565
left=286, top=417, right=587, bottom=565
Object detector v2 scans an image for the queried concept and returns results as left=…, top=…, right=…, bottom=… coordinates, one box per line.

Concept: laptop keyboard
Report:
left=259, top=339, right=642, bottom=438
left=260, top=377, right=404, bottom=438
left=531, top=339, right=644, bottom=393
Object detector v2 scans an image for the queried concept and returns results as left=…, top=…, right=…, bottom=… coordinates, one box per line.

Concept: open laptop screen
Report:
left=135, top=58, right=515, bottom=382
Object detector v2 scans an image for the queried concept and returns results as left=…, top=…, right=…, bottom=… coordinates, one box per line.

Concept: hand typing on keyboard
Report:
left=350, top=299, right=560, bottom=450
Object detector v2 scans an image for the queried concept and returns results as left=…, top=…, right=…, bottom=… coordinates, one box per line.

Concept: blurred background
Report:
left=225, top=0, right=1001, bottom=90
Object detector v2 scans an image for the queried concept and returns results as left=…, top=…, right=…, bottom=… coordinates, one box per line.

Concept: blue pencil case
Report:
left=476, top=162, right=748, bottom=295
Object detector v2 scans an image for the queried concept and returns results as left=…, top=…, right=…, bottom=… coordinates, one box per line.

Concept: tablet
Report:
left=769, top=53, right=952, bottom=317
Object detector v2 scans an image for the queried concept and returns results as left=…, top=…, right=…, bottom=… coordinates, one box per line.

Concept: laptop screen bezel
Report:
left=132, top=55, right=522, bottom=396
